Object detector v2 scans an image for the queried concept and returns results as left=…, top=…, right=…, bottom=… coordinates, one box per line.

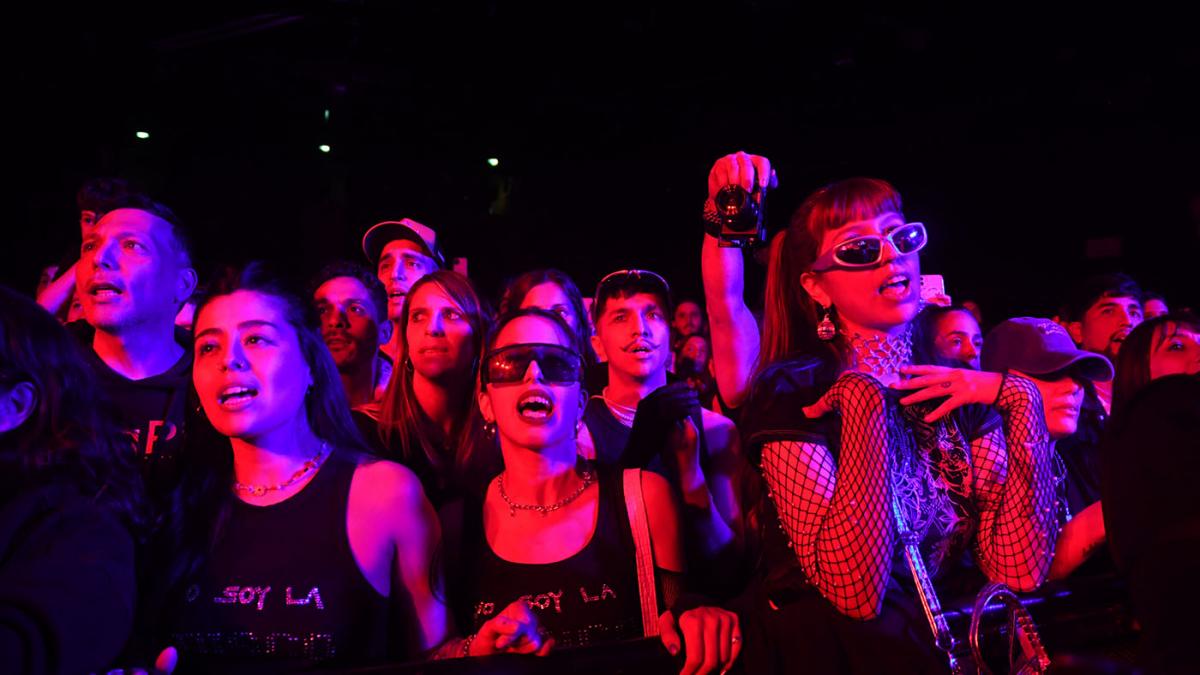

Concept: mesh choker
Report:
left=845, top=327, right=913, bottom=378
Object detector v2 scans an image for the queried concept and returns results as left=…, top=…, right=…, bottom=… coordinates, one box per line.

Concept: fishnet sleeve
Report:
left=970, top=374, right=1057, bottom=591
left=760, top=372, right=893, bottom=619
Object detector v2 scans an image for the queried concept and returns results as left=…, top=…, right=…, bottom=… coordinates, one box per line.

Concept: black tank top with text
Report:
left=169, top=450, right=392, bottom=674
left=467, top=466, right=644, bottom=649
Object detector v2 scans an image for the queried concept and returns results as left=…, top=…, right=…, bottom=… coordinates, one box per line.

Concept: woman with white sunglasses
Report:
left=702, top=152, right=1058, bottom=673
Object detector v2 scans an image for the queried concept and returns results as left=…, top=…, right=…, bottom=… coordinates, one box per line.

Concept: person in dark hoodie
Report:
left=70, top=200, right=198, bottom=501
left=0, top=285, right=146, bottom=674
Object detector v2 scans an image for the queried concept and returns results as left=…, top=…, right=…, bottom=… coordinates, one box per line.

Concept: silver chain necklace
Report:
left=497, top=467, right=596, bottom=517
left=598, top=387, right=637, bottom=427
left=234, top=442, right=330, bottom=497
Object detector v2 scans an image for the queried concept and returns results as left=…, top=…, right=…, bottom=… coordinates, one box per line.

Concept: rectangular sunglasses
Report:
left=483, top=343, right=583, bottom=387
left=810, top=222, right=928, bottom=272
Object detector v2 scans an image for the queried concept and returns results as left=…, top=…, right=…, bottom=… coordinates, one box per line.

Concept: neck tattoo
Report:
left=846, top=327, right=913, bottom=378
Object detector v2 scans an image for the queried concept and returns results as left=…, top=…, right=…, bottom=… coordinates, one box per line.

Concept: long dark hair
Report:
left=912, top=305, right=980, bottom=368
left=1113, top=312, right=1200, bottom=416
left=497, top=268, right=596, bottom=367
left=160, top=263, right=367, bottom=594
left=377, top=270, right=496, bottom=492
left=486, top=307, right=583, bottom=364
left=0, top=285, right=146, bottom=533
left=760, top=177, right=905, bottom=372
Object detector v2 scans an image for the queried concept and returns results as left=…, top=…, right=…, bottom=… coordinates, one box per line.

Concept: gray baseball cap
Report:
left=982, top=317, right=1113, bottom=381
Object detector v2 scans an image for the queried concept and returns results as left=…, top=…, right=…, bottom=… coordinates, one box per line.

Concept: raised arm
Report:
left=760, top=372, right=894, bottom=619
left=36, top=261, right=79, bottom=317
left=701, top=152, right=774, bottom=408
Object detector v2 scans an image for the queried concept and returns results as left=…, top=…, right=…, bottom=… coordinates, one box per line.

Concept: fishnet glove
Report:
left=761, top=372, right=893, bottom=619
left=971, top=374, right=1057, bottom=591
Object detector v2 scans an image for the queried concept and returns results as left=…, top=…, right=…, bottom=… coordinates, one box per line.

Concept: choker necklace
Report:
left=498, top=466, right=596, bottom=517
left=846, top=328, right=913, bottom=378
left=234, top=443, right=330, bottom=497
left=597, top=387, right=638, bottom=427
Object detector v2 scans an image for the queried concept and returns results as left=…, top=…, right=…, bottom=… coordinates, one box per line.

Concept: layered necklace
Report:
left=498, top=466, right=596, bottom=517
left=234, top=442, right=330, bottom=498
left=845, top=327, right=913, bottom=379
left=597, top=387, right=637, bottom=427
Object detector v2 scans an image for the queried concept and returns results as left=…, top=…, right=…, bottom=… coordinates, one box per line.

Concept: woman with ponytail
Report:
left=701, top=152, right=1058, bottom=672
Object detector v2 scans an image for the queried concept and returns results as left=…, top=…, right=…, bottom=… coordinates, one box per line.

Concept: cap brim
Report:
left=1040, top=351, right=1115, bottom=382
left=362, top=222, right=434, bottom=264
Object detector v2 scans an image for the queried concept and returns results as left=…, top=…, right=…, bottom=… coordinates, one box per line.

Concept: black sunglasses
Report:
left=482, top=343, right=583, bottom=387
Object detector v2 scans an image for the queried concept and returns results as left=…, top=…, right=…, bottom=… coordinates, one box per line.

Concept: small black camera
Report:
left=712, top=185, right=766, bottom=248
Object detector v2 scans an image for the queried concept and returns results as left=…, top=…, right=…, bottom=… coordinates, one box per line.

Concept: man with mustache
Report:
left=983, top=317, right=1115, bottom=578
left=71, top=199, right=198, bottom=499
left=361, top=218, right=445, bottom=364
left=310, top=261, right=393, bottom=408
left=580, top=269, right=745, bottom=593
left=1063, top=272, right=1145, bottom=415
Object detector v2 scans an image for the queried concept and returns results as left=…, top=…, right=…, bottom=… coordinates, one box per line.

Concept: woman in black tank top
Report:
left=454, top=307, right=742, bottom=672
left=154, top=265, right=455, bottom=673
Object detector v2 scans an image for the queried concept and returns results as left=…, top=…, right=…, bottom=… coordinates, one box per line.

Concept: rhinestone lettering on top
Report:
left=579, top=583, right=617, bottom=603
left=171, top=631, right=336, bottom=659
left=285, top=586, right=325, bottom=609
left=520, top=589, right=565, bottom=613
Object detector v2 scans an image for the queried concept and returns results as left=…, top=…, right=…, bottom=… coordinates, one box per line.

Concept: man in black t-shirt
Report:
left=71, top=201, right=198, bottom=496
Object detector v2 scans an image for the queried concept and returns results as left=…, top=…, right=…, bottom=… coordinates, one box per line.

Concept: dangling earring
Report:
left=483, top=420, right=497, bottom=438
left=817, top=306, right=837, bottom=341
left=575, top=418, right=584, bottom=437
left=404, top=358, right=415, bottom=372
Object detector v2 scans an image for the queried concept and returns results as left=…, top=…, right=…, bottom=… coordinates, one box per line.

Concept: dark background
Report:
left=11, top=1, right=1199, bottom=323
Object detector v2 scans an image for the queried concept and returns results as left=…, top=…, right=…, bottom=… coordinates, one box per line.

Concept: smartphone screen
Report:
left=920, top=274, right=948, bottom=305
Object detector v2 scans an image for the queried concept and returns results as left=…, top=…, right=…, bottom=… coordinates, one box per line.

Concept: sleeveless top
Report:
left=583, top=397, right=671, bottom=476
left=169, top=450, right=392, bottom=674
left=740, top=357, right=1001, bottom=601
left=465, top=466, right=644, bottom=649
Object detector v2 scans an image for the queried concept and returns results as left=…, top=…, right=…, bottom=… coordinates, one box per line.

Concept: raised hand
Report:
left=706, top=151, right=778, bottom=202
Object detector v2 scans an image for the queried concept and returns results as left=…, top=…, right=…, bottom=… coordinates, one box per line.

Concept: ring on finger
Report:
left=941, top=381, right=952, bottom=389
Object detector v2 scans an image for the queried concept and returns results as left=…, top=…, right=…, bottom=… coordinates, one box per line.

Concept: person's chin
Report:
left=1049, top=421, right=1078, bottom=440
left=86, top=308, right=128, bottom=331
left=211, top=416, right=258, bottom=439
left=508, top=427, right=567, bottom=450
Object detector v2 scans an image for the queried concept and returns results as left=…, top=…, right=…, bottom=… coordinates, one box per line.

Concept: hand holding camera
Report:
left=704, top=151, right=778, bottom=248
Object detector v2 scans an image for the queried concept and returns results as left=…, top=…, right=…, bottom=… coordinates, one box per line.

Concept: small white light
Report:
left=487, top=157, right=499, bottom=167
left=318, top=144, right=331, bottom=153
left=323, top=109, right=330, bottom=122
left=135, top=131, right=150, bottom=140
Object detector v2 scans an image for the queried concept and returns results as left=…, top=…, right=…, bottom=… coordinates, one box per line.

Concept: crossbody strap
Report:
left=623, top=468, right=660, bottom=637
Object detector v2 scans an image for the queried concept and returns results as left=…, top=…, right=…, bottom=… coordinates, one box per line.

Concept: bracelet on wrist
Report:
left=461, top=633, right=476, bottom=658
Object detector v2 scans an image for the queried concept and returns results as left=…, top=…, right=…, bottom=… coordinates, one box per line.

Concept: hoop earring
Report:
left=817, top=306, right=837, bottom=342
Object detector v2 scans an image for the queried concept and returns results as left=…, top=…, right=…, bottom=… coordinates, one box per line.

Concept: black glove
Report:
left=621, top=381, right=701, bottom=468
